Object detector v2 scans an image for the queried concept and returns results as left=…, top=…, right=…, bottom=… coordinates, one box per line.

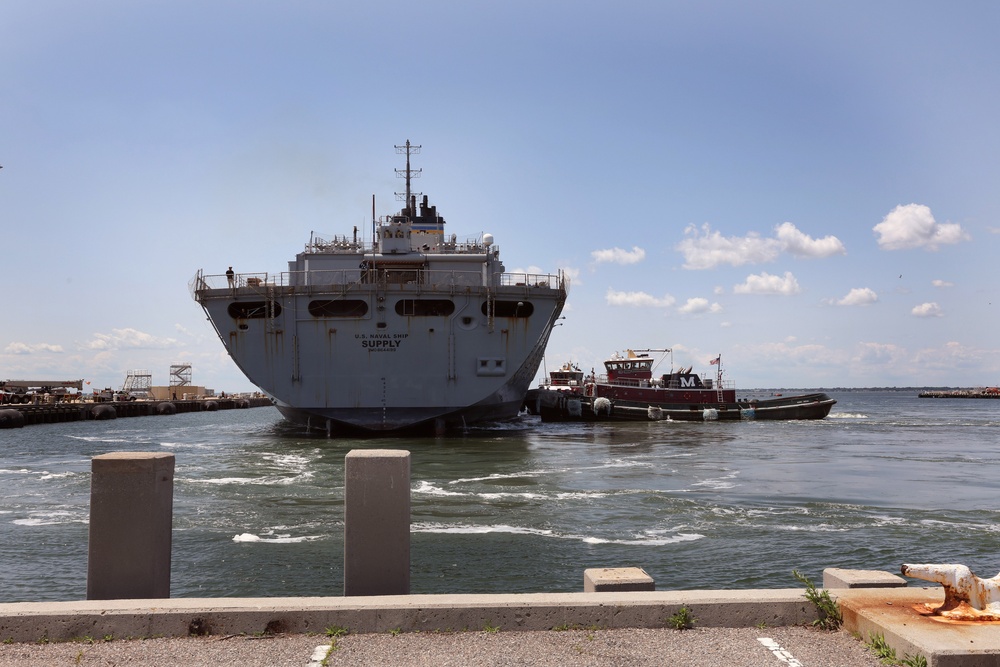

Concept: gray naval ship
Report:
left=191, top=142, right=568, bottom=434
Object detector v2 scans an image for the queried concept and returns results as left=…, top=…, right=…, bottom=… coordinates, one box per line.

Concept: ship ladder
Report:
left=265, top=283, right=278, bottom=333
left=486, top=288, right=495, bottom=333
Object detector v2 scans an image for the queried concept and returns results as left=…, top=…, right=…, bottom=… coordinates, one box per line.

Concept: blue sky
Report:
left=3, top=1, right=998, bottom=392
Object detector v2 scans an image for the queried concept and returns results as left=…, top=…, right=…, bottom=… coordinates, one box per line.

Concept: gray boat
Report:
left=191, top=142, right=568, bottom=434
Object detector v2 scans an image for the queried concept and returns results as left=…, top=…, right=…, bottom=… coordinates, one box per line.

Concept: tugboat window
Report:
left=395, top=299, right=455, bottom=316
left=308, top=300, right=369, bottom=318
left=228, top=301, right=281, bottom=319
left=484, top=301, right=534, bottom=318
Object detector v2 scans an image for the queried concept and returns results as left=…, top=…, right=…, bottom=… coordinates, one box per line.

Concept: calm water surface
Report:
left=2, top=390, right=999, bottom=602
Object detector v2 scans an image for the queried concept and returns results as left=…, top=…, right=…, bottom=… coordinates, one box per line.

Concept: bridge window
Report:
left=227, top=301, right=281, bottom=319
left=308, top=300, right=369, bottom=318
left=395, top=299, right=455, bottom=316
left=483, top=300, right=534, bottom=318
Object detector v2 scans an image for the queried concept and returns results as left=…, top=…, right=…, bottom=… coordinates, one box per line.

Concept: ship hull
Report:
left=195, top=282, right=564, bottom=433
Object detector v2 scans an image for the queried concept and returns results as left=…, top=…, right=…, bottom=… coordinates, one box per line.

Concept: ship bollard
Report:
left=344, top=449, right=410, bottom=596
left=87, top=452, right=174, bottom=600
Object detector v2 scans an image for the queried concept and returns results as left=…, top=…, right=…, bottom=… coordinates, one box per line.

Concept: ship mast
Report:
left=395, top=140, right=422, bottom=215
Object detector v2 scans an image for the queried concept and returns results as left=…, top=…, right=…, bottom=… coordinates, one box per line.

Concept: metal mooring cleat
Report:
left=901, top=563, right=1000, bottom=620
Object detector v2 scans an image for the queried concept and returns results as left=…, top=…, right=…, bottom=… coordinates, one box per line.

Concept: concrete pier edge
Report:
left=3, top=585, right=997, bottom=664
left=0, top=590, right=817, bottom=643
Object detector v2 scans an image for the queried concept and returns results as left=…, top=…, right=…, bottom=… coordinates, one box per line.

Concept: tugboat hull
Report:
left=537, top=390, right=836, bottom=422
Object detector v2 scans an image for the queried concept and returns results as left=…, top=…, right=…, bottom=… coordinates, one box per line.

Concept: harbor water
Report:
left=2, top=390, right=999, bottom=603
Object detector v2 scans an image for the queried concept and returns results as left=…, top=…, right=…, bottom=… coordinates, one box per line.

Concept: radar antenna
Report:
left=394, top=140, right=422, bottom=208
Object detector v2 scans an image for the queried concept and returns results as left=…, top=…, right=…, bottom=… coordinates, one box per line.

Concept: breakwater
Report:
left=918, top=388, right=1000, bottom=398
left=0, top=396, right=272, bottom=428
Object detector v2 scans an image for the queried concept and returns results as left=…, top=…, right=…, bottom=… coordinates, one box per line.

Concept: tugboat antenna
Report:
left=395, top=140, right=422, bottom=212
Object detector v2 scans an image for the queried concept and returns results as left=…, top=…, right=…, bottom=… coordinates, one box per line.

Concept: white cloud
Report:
left=912, top=302, right=943, bottom=317
left=854, top=342, right=907, bottom=366
left=678, top=297, right=723, bottom=315
left=591, top=246, right=646, bottom=265
left=605, top=288, right=675, bottom=308
left=677, top=224, right=780, bottom=269
left=931, top=279, right=954, bottom=288
left=773, top=222, right=846, bottom=258
left=677, top=222, right=844, bottom=269
left=836, top=287, right=878, bottom=306
left=733, top=271, right=801, bottom=295
left=3, top=342, right=65, bottom=355
left=873, top=203, right=969, bottom=250
left=82, top=328, right=180, bottom=351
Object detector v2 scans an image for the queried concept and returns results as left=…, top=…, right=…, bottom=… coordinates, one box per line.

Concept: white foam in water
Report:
left=772, top=524, right=849, bottom=533
left=13, top=510, right=86, bottom=526
left=65, top=435, right=135, bottom=443
left=232, top=532, right=323, bottom=544
left=451, top=471, right=545, bottom=484
left=186, top=471, right=315, bottom=486
left=412, top=522, right=704, bottom=546
left=449, top=460, right=648, bottom=486
left=413, top=480, right=465, bottom=496
left=412, top=523, right=554, bottom=537
left=580, top=533, right=704, bottom=546
left=38, top=472, right=74, bottom=481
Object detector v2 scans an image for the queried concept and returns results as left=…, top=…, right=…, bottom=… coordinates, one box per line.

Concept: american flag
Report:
left=710, top=356, right=720, bottom=365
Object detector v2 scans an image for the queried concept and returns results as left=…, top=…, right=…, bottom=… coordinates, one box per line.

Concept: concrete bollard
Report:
left=87, top=452, right=175, bottom=600
left=344, top=449, right=410, bottom=596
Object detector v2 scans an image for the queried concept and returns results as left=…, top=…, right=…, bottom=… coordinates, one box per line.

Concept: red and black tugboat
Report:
left=536, top=349, right=835, bottom=422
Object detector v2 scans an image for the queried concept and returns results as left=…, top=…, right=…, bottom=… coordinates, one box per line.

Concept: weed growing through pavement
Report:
left=324, top=625, right=350, bottom=656
left=483, top=622, right=500, bottom=634
left=792, top=570, right=842, bottom=631
left=553, top=623, right=600, bottom=632
left=865, top=632, right=927, bottom=666
left=666, top=606, right=696, bottom=630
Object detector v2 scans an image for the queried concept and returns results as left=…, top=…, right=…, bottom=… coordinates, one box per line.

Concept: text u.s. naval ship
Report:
left=191, top=142, right=568, bottom=433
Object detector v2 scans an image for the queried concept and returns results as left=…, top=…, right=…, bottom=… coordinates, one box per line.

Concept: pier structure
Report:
left=919, top=388, right=1000, bottom=398
left=0, top=396, right=273, bottom=427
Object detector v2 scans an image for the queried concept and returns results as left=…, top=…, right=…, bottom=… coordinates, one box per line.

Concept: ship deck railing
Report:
left=307, top=235, right=496, bottom=256
left=191, top=269, right=565, bottom=295
left=597, top=375, right=736, bottom=390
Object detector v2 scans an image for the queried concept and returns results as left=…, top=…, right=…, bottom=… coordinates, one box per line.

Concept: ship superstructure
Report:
left=192, top=142, right=567, bottom=433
